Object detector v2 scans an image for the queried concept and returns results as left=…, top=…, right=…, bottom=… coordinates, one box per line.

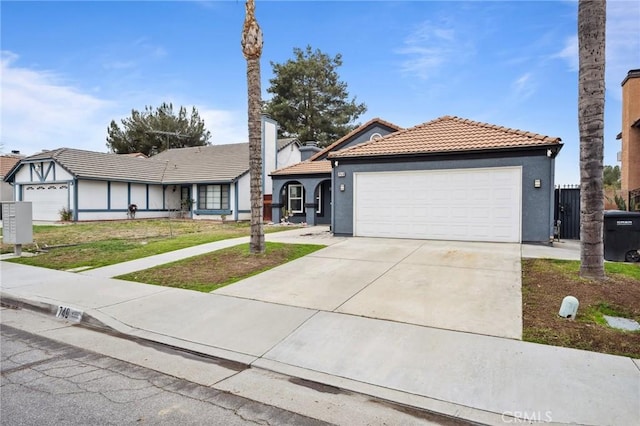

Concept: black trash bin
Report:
left=603, top=210, right=640, bottom=262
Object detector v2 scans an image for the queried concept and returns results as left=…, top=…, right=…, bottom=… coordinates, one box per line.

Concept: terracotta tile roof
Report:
left=270, top=160, right=332, bottom=176
left=329, top=116, right=562, bottom=159
left=0, top=155, right=22, bottom=177
left=308, top=117, right=403, bottom=161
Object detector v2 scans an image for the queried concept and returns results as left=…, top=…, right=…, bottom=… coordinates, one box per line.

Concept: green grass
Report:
left=581, top=302, right=635, bottom=326
left=3, top=219, right=301, bottom=270
left=116, top=242, right=325, bottom=293
left=544, top=258, right=640, bottom=280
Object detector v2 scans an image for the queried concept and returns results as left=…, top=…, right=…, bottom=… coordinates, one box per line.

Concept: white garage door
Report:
left=354, top=167, right=522, bottom=243
left=22, top=184, right=70, bottom=221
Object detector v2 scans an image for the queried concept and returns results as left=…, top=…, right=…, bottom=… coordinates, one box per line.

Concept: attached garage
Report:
left=354, top=167, right=521, bottom=242
left=22, top=183, right=70, bottom=221
left=330, top=116, right=563, bottom=244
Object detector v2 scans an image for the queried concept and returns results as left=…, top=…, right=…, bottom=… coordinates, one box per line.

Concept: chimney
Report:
left=299, top=141, right=322, bottom=161
left=620, top=69, right=640, bottom=207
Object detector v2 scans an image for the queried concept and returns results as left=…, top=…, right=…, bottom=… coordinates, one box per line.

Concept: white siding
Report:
left=148, top=185, right=165, bottom=210
left=110, top=182, right=128, bottom=209
left=77, top=180, right=107, bottom=210
left=277, top=143, right=301, bottom=170
left=237, top=173, right=251, bottom=220
left=263, top=119, right=277, bottom=196
left=130, top=183, right=147, bottom=209
left=13, top=160, right=73, bottom=184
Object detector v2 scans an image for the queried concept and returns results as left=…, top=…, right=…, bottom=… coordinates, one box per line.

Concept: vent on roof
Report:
left=370, top=133, right=382, bottom=141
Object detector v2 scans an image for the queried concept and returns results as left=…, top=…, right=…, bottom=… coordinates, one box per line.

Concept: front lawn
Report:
left=3, top=219, right=298, bottom=270
left=523, top=258, right=640, bottom=358
left=116, top=242, right=325, bottom=293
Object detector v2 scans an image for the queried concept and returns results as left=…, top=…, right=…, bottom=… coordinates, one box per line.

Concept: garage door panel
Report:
left=354, top=168, right=521, bottom=243
left=23, top=184, right=70, bottom=221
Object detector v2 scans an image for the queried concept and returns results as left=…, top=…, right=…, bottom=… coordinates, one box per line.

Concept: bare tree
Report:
left=578, top=0, right=606, bottom=280
left=241, top=0, right=265, bottom=254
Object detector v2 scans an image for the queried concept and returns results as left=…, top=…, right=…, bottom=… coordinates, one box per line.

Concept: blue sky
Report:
left=1, top=1, right=638, bottom=185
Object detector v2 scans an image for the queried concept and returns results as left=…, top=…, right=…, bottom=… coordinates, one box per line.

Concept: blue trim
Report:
left=234, top=181, right=239, bottom=221
left=146, top=184, right=149, bottom=209
left=194, top=209, right=232, bottom=215
left=73, top=178, right=79, bottom=221
left=107, top=182, right=111, bottom=209
left=43, top=162, right=54, bottom=181
left=261, top=117, right=266, bottom=195
left=76, top=208, right=168, bottom=212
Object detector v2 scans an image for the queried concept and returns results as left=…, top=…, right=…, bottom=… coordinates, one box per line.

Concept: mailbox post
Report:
left=2, top=202, right=33, bottom=256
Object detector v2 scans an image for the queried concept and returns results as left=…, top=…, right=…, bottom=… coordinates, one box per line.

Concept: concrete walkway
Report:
left=1, top=229, right=638, bottom=425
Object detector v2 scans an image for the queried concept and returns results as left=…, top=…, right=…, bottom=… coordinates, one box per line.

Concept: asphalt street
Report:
left=0, top=324, right=328, bottom=426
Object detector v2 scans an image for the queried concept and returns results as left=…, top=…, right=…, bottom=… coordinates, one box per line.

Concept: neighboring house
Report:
left=0, top=152, right=25, bottom=219
left=270, top=118, right=403, bottom=225
left=618, top=69, right=640, bottom=209
left=327, top=116, right=562, bottom=244
left=4, top=116, right=301, bottom=222
left=1, top=152, right=23, bottom=203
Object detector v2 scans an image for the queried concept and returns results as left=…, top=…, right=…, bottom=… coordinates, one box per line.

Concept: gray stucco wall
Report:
left=332, top=151, right=556, bottom=243
left=315, top=124, right=398, bottom=161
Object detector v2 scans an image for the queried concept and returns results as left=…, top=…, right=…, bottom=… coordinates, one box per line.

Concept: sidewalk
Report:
left=1, top=230, right=638, bottom=426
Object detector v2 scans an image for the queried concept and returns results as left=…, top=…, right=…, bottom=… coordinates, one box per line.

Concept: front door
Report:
left=181, top=186, right=192, bottom=218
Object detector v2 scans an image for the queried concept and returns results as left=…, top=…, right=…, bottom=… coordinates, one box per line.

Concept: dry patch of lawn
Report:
left=3, top=219, right=301, bottom=270
left=116, top=242, right=324, bottom=293
left=522, top=258, right=640, bottom=358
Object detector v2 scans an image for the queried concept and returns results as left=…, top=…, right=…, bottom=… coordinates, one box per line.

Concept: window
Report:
left=315, top=185, right=322, bottom=214
left=288, top=184, right=304, bottom=213
left=198, top=184, right=230, bottom=210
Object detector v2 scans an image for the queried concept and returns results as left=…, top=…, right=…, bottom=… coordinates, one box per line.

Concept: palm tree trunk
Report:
left=247, top=56, right=265, bottom=253
left=242, top=0, right=265, bottom=254
left=578, top=0, right=606, bottom=280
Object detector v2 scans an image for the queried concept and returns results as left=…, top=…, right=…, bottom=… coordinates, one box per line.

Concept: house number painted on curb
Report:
left=55, top=305, right=83, bottom=323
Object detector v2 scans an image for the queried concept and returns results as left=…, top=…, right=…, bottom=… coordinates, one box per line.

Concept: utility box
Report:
left=603, top=210, right=640, bottom=262
left=2, top=202, right=33, bottom=255
left=559, top=296, right=579, bottom=319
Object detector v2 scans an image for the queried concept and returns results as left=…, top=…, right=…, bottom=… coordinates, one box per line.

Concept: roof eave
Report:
left=331, top=143, right=563, bottom=161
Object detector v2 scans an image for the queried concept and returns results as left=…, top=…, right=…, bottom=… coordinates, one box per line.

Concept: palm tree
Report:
left=241, top=0, right=265, bottom=254
left=578, top=0, right=606, bottom=280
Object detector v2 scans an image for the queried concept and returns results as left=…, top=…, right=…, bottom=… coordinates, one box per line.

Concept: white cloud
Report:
left=553, top=35, right=578, bottom=71
left=0, top=51, right=247, bottom=155
left=198, top=108, right=248, bottom=145
left=552, top=1, right=640, bottom=98
left=512, top=72, right=536, bottom=101
left=1, top=51, right=114, bottom=155
left=396, top=21, right=469, bottom=80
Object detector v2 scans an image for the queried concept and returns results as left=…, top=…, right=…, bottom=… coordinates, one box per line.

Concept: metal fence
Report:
left=554, top=185, right=580, bottom=240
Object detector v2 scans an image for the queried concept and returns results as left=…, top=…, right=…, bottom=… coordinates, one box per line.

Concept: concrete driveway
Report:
left=215, top=237, right=522, bottom=339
